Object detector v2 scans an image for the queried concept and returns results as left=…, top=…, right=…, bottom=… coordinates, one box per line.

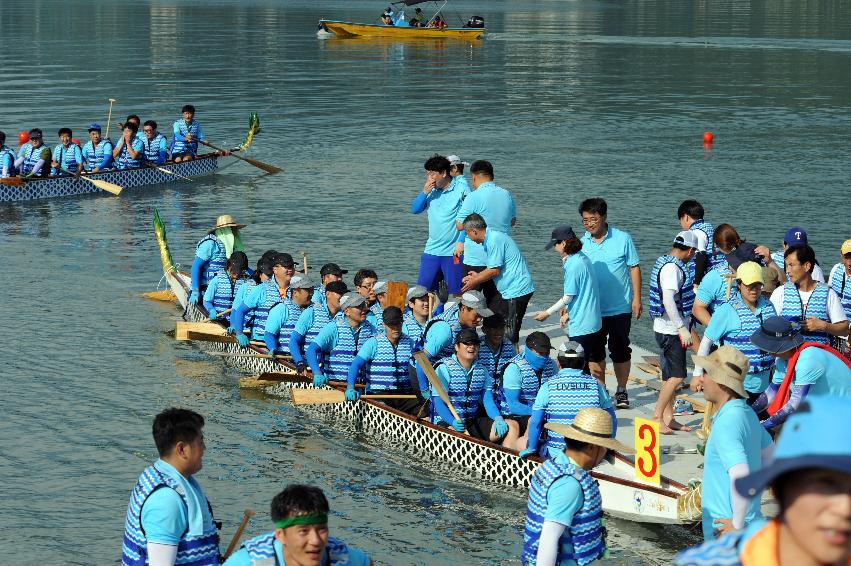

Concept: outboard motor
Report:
left=464, top=15, right=485, bottom=28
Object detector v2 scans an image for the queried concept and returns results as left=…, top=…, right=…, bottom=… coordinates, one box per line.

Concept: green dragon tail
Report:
left=239, top=113, right=261, bottom=151
left=153, top=208, right=176, bottom=275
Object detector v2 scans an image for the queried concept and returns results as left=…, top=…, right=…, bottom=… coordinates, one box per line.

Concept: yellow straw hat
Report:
left=693, top=345, right=748, bottom=398
left=545, top=408, right=635, bottom=454
left=209, top=214, right=246, bottom=233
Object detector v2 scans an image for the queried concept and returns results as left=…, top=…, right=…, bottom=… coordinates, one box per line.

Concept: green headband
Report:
left=274, top=513, right=328, bottom=530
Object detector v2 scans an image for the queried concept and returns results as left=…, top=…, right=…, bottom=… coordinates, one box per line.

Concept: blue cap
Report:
left=87, top=123, right=102, bottom=132
left=749, top=315, right=803, bottom=354
left=783, top=226, right=808, bottom=246
left=736, top=396, right=851, bottom=498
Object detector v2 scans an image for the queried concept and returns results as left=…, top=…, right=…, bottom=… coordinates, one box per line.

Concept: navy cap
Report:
left=783, top=226, right=808, bottom=246
left=320, top=263, right=347, bottom=277
left=526, top=331, right=553, bottom=352
left=455, top=327, right=480, bottom=345
left=382, top=306, right=404, bottom=326
left=87, top=122, right=102, bottom=132
left=749, top=316, right=804, bottom=354
left=726, top=242, right=761, bottom=269
left=545, top=225, right=577, bottom=250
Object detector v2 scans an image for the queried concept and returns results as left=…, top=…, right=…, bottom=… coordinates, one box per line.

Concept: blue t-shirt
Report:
left=412, top=176, right=469, bottom=257
left=422, top=320, right=455, bottom=359
left=140, top=460, right=215, bottom=545
left=313, top=318, right=374, bottom=353
left=456, top=181, right=516, bottom=266
left=223, top=536, right=370, bottom=566
left=433, top=357, right=493, bottom=408
left=702, top=399, right=771, bottom=540
left=696, top=267, right=738, bottom=312
left=562, top=252, right=602, bottom=337
left=580, top=226, right=640, bottom=317
left=243, top=278, right=282, bottom=309
left=772, top=346, right=851, bottom=394
left=484, top=230, right=535, bottom=299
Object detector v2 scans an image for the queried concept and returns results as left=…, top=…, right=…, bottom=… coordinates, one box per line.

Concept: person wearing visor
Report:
left=522, top=408, right=634, bottom=566
left=14, top=128, right=52, bottom=178
left=223, top=484, right=371, bottom=566
left=264, top=274, right=316, bottom=357
left=478, top=313, right=517, bottom=379
left=230, top=252, right=296, bottom=347
left=828, top=239, right=851, bottom=355
left=312, top=263, right=348, bottom=306
left=675, top=395, right=851, bottom=566
left=430, top=328, right=514, bottom=443
left=289, top=280, right=348, bottom=374
left=202, top=251, right=252, bottom=322
left=750, top=317, right=851, bottom=431
left=692, top=262, right=778, bottom=403
left=81, top=122, right=113, bottom=172
left=307, top=293, right=377, bottom=387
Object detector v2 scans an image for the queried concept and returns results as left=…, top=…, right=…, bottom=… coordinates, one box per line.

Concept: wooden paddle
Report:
left=385, top=281, right=408, bottom=310
left=291, top=388, right=415, bottom=405
left=0, top=177, right=23, bottom=186
left=183, top=331, right=266, bottom=347
left=141, top=289, right=177, bottom=302
left=223, top=509, right=255, bottom=560
left=146, top=161, right=193, bottom=182
left=105, top=98, right=116, bottom=141
left=211, top=308, right=232, bottom=319
left=198, top=140, right=282, bottom=174
left=412, top=350, right=464, bottom=427
left=61, top=168, right=123, bottom=195
left=176, top=321, right=228, bottom=340
left=239, top=373, right=364, bottom=389
left=299, top=251, right=309, bottom=274
left=205, top=349, right=290, bottom=360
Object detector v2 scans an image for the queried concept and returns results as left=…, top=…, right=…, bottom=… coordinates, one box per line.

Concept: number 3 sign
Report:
left=634, top=418, right=660, bottom=484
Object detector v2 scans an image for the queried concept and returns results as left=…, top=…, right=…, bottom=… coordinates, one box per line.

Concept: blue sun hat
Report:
left=736, top=396, right=851, bottom=498
left=749, top=316, right=804, bottom=354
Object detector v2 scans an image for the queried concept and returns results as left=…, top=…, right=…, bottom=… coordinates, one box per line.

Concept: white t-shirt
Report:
left=653, top=262, right=689, bottom=335
left=769, top=284, right=847, bottom=323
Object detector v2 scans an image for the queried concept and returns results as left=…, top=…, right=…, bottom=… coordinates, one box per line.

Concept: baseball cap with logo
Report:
left=447, top=155, right=469, bottom=166
left=289, top=274, right=316, bottom=289
left=674, top=230, right=699, bottom=249
left=735, top=261, right=764, bottom=286
left=526, top=331, right=553, bottom=353
left=459, top=291, right=494, bottom=317
left=783, top=226, right=808, bottom=246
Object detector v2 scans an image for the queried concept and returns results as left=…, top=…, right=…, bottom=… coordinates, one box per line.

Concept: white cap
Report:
left=674, top=230, right=700, bottom=249
left=339, top=293, right=367, bottom=310
left=373, top=281, right=388, bottom=295
left=289, top=274, right=316, bottom=289
left=459, top=291, right=494, bottom=317
left=558, top=341, right=585, bottom=358
left=406, top=284, right=429, bottom=301
left=447, top=155, right=469, bottom=166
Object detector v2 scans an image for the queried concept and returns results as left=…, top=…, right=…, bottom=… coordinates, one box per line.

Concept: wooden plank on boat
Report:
left=176, top=321, right=228, bottom=340
left=635, top=362, right=661, bottom=376
left=644, top=355, right=662, bottom=368
left=291, top=388, right=416, bottom=405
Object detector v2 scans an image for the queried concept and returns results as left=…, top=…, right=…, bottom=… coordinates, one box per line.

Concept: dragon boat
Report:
left=153, top=212, right=703, bottom=525
left=0, top=114, right=261, bottom=203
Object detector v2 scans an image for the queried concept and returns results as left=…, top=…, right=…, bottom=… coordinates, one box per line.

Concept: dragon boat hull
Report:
left=319, top=20, right=485, bottom=40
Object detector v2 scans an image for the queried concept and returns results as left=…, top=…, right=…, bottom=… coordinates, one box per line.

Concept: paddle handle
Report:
left=362, top=394, right=417, bottom=399
left=413, top=351, right=462, bottom=422
left=223, top=509, right=255, bottom=559
left=213, top=308, right=232, bottom=319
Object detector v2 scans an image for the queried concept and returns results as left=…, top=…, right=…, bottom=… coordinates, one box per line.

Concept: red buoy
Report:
left=18, top=131, right=29, bottom=144
left=703, top=131, right=714, bottom=144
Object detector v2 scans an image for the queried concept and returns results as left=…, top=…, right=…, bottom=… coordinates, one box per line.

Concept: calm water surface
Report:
left=2, top=0, right=850, bottom=563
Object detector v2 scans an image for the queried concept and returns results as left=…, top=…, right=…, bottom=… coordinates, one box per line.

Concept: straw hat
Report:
left=545, top=408, right=635, bottom=454
left=209, top=214, right=246, bottom=233
left=693, top=345, right=748, bottom=398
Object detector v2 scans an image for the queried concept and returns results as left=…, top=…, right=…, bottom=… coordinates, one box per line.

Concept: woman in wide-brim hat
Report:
left=544, top=407, right=635, bottom=456
left=188, top=214, right=248, bottom=304
left=208, top=214, right=247, bottom=233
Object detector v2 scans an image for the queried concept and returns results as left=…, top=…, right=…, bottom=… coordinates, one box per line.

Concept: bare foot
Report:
left=653, top=418, right=675, bottom=435
left=669, top=420, right=693, bottom=432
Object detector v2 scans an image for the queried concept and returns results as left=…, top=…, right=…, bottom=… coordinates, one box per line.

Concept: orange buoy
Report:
left=703, top=131, right=714, bottom=144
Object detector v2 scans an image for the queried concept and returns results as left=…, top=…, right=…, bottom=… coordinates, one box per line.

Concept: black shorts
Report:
left=571, top=329, right=606, bottom=365
left=437, top=416, right=492, bottom=440
left=490, top=292, right=533, bottom=344
left=463, top=263, right=501, bottom=306
left=505, top=414, right=530, bottom=436
left=600, top=313, right=633, bottom=363
left=655, top=331, right=687, bottom=380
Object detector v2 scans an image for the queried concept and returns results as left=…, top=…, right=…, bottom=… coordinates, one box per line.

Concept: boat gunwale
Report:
left=319, top=19, right=486, bottom=33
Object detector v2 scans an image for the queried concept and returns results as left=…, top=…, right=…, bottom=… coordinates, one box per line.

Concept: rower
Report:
left=171, top=104, right=205, bottom=163
left=230, top=252, right=297, bottom=347
left=346, top=307, right=420, bottom=414
left=369, top=280, right=389, bottom=327
left=677, top=199, right=721, bottom=281
left=828, top=239, right=851, bottom=354
left=307, top=292, right=378, bottom=387
left=222, top=484, right=371, bottom=566
left=491, top=332, right=558, bottom=450
left=50, top=128, right=83, bottom=176
left=769, top=244, right=848, bottom=345
left=353, top=268, right=378, bottom=308
left=771, top=226, right=826, bottom=283
left=141, top=120, right=168, bottom=166
left=522, top=408, right=633, bottom=566
left=477, top=313, right=516, bottom=378
left=312, top=262, right=348, bottom=306
left=430, top=328, right=512, bottom=442
left=81, top=123, right=113, bottom=172
left=0, top=131, right=15, bottom=178
left=460, top=213, right=535, bottom=349
left=189, top=214, right=247, bottom=303
left=122, top=408, right=220, bottom=566
left=264, top=274, right=315, bottom=357
left=750, top=316, right=851, bottom=431
left=289, top=280, right=348, bottom=374
left=402, top=284, right=430, bottom=343
left=116, top=114, right=143, bottom=141
left=14, top=128, right=51, bottom=178
left=691, top=346, right=772, bottom=541
left=520, top=341, right=614, bottom=459
left=693, top=262, right=778, bottom=403
left=113, top=122, right=144, bottom=170
left=202, top=251, right=251, bottom=322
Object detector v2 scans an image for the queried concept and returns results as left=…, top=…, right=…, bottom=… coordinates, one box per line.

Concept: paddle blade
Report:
left=175, top=321, right=229, bottom=341
left=87, top=176, right=123, bottom=195
left=291, top=388, right=346, bottom=405
left=141, top=289, right=177, bottom=302
left=241, top=155, right=282, bottom=174
left=386, top=281, right=408, bottom=310
left=0, top=177, right=23, bottom=186
left=153, top=209, right=177, bottom=275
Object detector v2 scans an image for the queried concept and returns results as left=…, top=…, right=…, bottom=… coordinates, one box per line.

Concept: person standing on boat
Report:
left=312, top=263, right=347, bottom=307
left=770, top=244, right=848, bottom=345
left=141, top=120, right=168, bottom=166
left=649, top=231, right=699, bottom=434
left=678, top=199, right=722, bottom=282
left=532, top=225, right=603, bottom=380
left=50, top=128, right=83, bottom=176
left=81, top=123, right=114, bottom=172
left=478, top=313, right=517, bottom=378
left=202, top=251, right=251, bottom=322
left=412, top=154, right=468, bottom=298
left=189, top=214, right=247, bottom=303
left=828, top=239, right=851, bottom=355
left=402, top=285, right=430, bottom=343
left=771, top=226, right=826, bottom=283
left=0, top=131, right=16, bottom=178
left=171, top=104, right=205, bottom=163
left=223, top=484, right=371, bottom=566
left=308, top=293, right=378, bottom=387
left=691, top=346, right=773, bottom=541
left=231, top=253, right=297, bottom=347
left=749, top=317, right=851, bottom=431
left=122, top=408, right=220, bottom=566
left=522, top=408, right=633, bottom=566
left=491, top=332, right=559, bottom=451
left=290, top=280, right=348, bottom=374
left=14, top=128, right=52, bottom=178
left=461, top=213, right=535, bottom=349
left=692, top=262, right=778, bottom=403
left=675, top=395, right=851, bottom=566
left=113, top=122, right=144, bottom=170
left=520, top=341, right=614, bottom=459
left=454, top=160, right=517, bottom=307
left=264, top=274, right=316, bottom=357
left=577, top=198, right=642, bottom=410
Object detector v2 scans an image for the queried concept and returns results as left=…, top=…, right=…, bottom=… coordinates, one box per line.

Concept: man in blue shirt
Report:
left=171, top=104, right=205, bottom=162
left=307, top=293, right=378, bottom=387
left=461, top=213, right=534, bottom=348
left=0, top=131, right=16, bottom=178
left=578, top=198, right=642, bottom=410
left=141, top=120, right=169, bottom=166
left=81, top=123, right=113, bottom=172
left=411, top=155, right=468, bottom=297
left=264, top=274, right=316, bottom=356
left=289, top=280, right=348, bottom=374
left=454, top=160, right=517, bottom=306
left=50, top=127, right=83, bottom=176
left=312, top=263, right=347, bottom=306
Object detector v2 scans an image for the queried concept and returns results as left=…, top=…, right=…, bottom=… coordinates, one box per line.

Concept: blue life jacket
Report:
left=117, top=139, right=143, bottom=169
left=0, top=145, right=16, bottom=176
left=365, top=334, right=414, bottom=392
left=19, top=143, right=50, bottom=176
left=370, top=302, right=383, bottom=323
left=495, top=353, right=557, bottom=416
left=781, top=282, right=831, bottom=344
left=690, top=219, right=722, bottom=269
left=172, top=119, right=201, bottom=156
left=142, top=133, right=167, bottom=163
left=305, top=303, right=333, bottom=345
left=210, top=273, right=251, bottom=313
left=541, top=369, right=602, bottom=453
left=51, top=144, right=81, bottom=175
left=274, top=298, right=305, bottom=354
left=82, top=139, right=113, bottom=170
left=195, top=234, right=227, bottom=289
left=326, top=315, right=377, bottom=381
left=122, top=465, right=220, bottom=566
left=649, top=255, right=695, bottom=319
left=250, top=279, right=284, bottom=341
left=420, top=303, right=462, bottom=359
left=709, top=264, right=737, bottom=313
left=829, top=265, right=851, bottom=320
left=241, top=532, right=356, bottom=565
left=477, top=336, right=516, bottom=377
left=720, top=298, right=777, bottom=377
left=771, top=250, right=785, bottom=271
left=432, top=356, right=487, bottom=422
left=522, top=454, right=606, bottom=566
left=403, top=312, right=426, bottom=344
